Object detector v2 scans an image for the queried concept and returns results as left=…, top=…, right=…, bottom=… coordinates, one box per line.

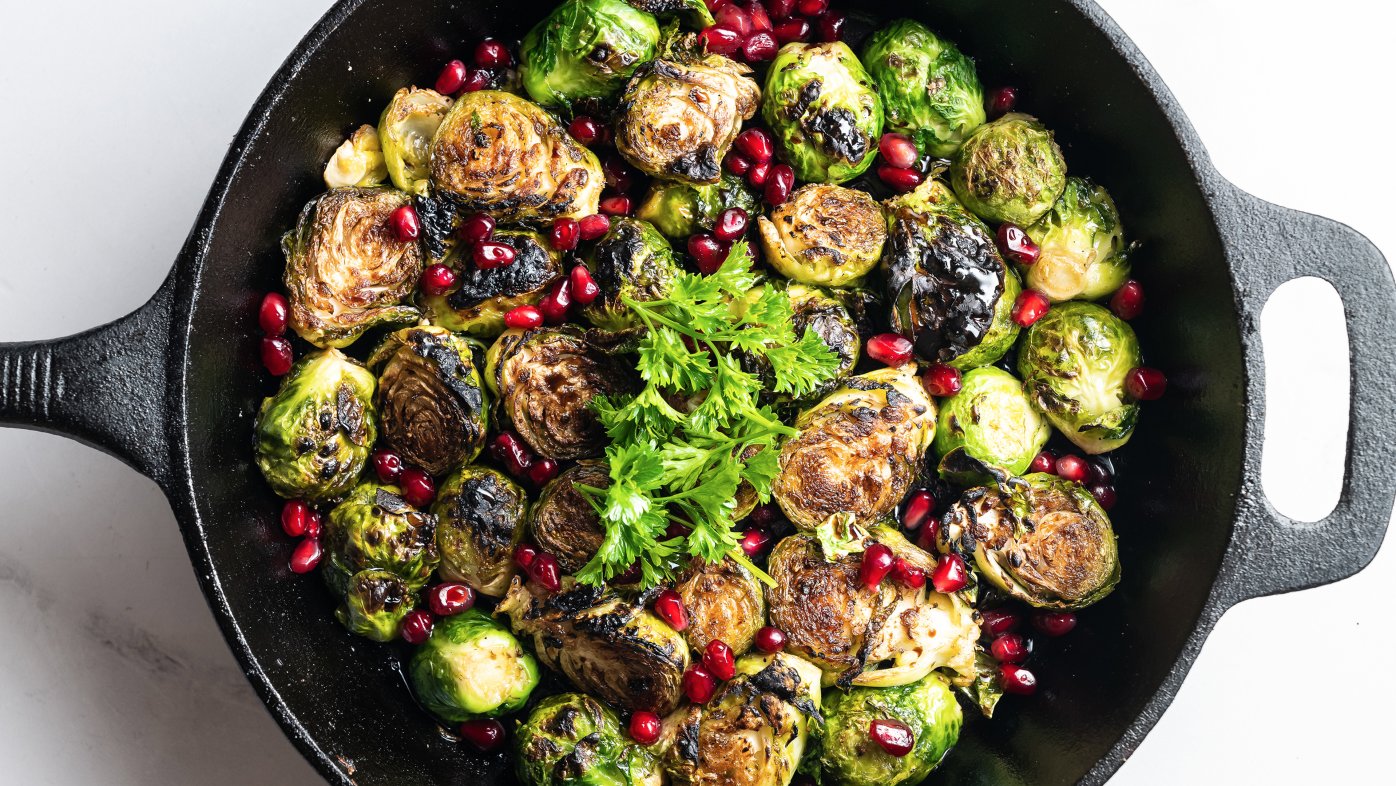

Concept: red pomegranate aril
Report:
left=1012, top=289, right=1051, bottom=327
left=869, top=719, right=915, bottom=757
left=901, top=489, right=935, bottom=531
left=569, top=115, right=602, bottom=146
left=528, top=458, right=560, bottom=487
left=743, top=32, right=779, bottom=62
left=579, top=213, right=612, bottom=241
left=765, top=164, right=795, bottom=205
left=736, top=128, right=774, bottom=164
left=988, top=86, right=1019, bottom=119
left=304, top=511, right=322, bottom=540
left=599, top=194, right=633, bottom=217
left=289, top=537, right=323, bottom=574
left=747, top=160, right=771, bottom=188
left=459, top=213, right=496, bottom=245
left=748, top=503, right=779, bottom=529
left=1127, top=367, right=1167, bottom=401
left=429, top=583, right=477, bottom=616
left=815, top=10, right=846, bottom=43
left=1110, top=279, right=1145, bottom=320
left=714, top=2, right=753, bottom=36
left=768, top=0, right=796, bottom=19
left=1029, top=450, right=1057, bottom=475
left=877, top=165, right=922, bottom=194
left=474, top=241, right=518, bottom=269
left=703, top=640, right=737, bottom=681
left=281, top=500, right=310, bottom=538
left=866, top=333, right=914, bottom=367
left=1090, top=484, right=1118, bottom=511
left=755, top=626, right=786, bottom=654
left=797, top=0, right=827, bottom=16
left=570, top=265, right=602, bottom=306
left=655, top=589, right=689, bottom=632
left=261, top=336, right=294, bottom=377
left=527, top=552, right=562, bottom=592
left=539, top=280, right=573, bottom=324
left=891, top=557, right=927, bottom=589
left=725, top=151, right=753, bottom=176
left=991, top=633, right=1031, bottom=664
left=514, top=543, right=539, bottom=570
left=459, top=719, right=506, bottom=751
left=683, top=665, right=718, bottom=704
left=548, top=217, right=581, bottom=252
left=420, top=264, right=457, bottom=296
left=773, top=18, right=811, bottom=43
left=878, top=133, right=920, bottom=169
left=743, top=0, right=772, bottom=31
left=740, top=528, right=770, bottom=557
left=258, top=292, right=290, bottom=336
left=931, top=553, right=969, bottom=593
left=461, top=68, right=492, bottom=93
left=391, top=205, right=421, bottom=242
left=372, top=450, right=404, bottom=483
left=713, top=207, right=750, bottom=242
left=1000, top=663, right=1038, bottom=695
left=859, top=543, right=896, bottom=590
left=997, top=223, right=1040, bottom=265
left=921, top=363, right=963, bottom=397
left=700, top=25, right=744, bottom=57
left=400, top=469, right=437, bottom=508
left=613, top=563, right=644, bottom=585
left=689, top=233, right=728, bottom=275
left=602, top=155, right=636, bottom=192
left=629, top=711, right=663, bottom=745
left=1087, top=459, right=1113, bottom=486
left=504, top=305, right=545, bottom=330
left=915, top=519, right=940, bottom=552
left=491, top=431, right=535, bottom=477
left=1033, top=611, right=1079, bottom=637
left=435, top=59, right=469, bottom=94
left=474, top=38, right=512, bottom=68
left=1055, top=454, right=1089, bottom=483
left=980, top=608, right=1022, bottom=637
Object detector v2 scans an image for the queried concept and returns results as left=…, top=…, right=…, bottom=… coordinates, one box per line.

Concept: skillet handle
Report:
left=0, top=270, right=176, bottom=486
left=1217, top=181, right=1396, bottom=604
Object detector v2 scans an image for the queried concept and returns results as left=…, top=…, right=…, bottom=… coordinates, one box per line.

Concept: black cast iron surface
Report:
left=2, top=0, right=1394, bottom=783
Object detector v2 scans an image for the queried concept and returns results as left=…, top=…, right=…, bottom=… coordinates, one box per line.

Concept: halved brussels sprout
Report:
left=420, top=229, right=566, bottom=338
left=773, top=366, right=936, bottom=531
left=378, top=86, right=452, bottom=196
left=674, top=557, right=767, bottom=655
left=580, top=218, right=681, bottom=330
left=635, top=173, right=759, bottom=241
left=498, top=578, right=691, bottom=713
left=820, top=674, right=962, bottom=786
left=323, top=482, right=439, bottom=591
left=1017, top=301, right=1141, bottom=454
left=950, top=113, right=1067, bottom=226
left=933, top=366, right=1050, bottom=480
left=254, top=349, right=377, bottom=503
left=409, top=608, right=540, bottom=722
left=430, top=91, right=604, bottom=222
left=323, top=125, right=388, bottom=189
left=432, top=466, right=528, bottom=597
left=336, top=568, right=414, bottom=642
left=940, top=473, right=1120, bottom=609
left=282, top=188, right=423, bottom=348
left=762, top=42, right=884, bottom=184
left=757, top=184, right=887, bottom=287
left=520, top=0, right=661, bottom=108
left=516, top=693, right=662, bottom=786
left=529, top=461, right=610, bottom=574
left=860, top=20, right=985, bottom=159
left=615, top=55, right=761, bottom=183
left=1023, top=177, right=1131, bottom=302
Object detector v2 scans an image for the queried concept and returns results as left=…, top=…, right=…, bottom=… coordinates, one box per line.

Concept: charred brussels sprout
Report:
left=861, top=20, right=985, bottom=159
left=409, top=609, right=539, bottom=722
left=950, top=113, right=1067, bottom=226
left=516, top=693, right=661, bottom=786
left=1017, top=301, right=1141, bottom=453
left=323, top=482, right=439, bottom=591
left=933, top=367, right=1050, bottom=480
left=674, top=557, right=767, bottom=654
left=336, top=568, right=414, bottom=642
left=757, top=184, right=886, bottom=287
left=433, top=466, right=528, bottom=597
left=378, top=86, right=452, bottom=196
left=529, top=461, right=610, bottom=573
left=580, top=218, right=680, bottom=330
left=520, top=0, right=661, bottom=108
left=254, top=349, right=377, bottom=503
left=323, top=125, right=387, bottom=189
left=430, top=91, right=604, bottom=222
left=762, top=42, right=884, bottom=184
left=282, top=188, right=423, bottom=348
left=635, top=174, right=759, bottom=241
left=1023, top=177, right=1131, bottom=302
left=820, top=674, right=962, bottom=786
left=615, top=55, right=761, bottom=184
left=367, top=326, right=488, bottom=476
left=420, top=229, right=565, bottom=338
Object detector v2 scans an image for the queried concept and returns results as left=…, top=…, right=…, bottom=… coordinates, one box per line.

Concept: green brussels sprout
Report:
left=516, top=693, right=661, bottom=786
left=950, top=112, right=1067, bottom=226
left=323, top=125, right=388, bottom=189
left=757, top=184, right=887, bottom=287
left=529, top=461, right=609, bottom=574
left=615, top=55, right=761, bottom=183
left=635, top=174, right=759, bottom=241
left=409, top=608, right=540, bottom=722
left=625, top=0, right=712, bottom=29
left=323, top=482, right=439, bottom=591
left=335, top=568, right=414, bottom=642
left=933, top=367, right=1050, bottom=480
left=1023, top=177, right=1131, bottom=302
left=762, top=42, right=884, bottom=184
left=432, top=466, right=528, bottom=597
left=579, top=218, right=681, bottom=330
left=820, top=674, right=962, bottom=786
left=420, top=229, right=566, bottom=338
left=431, top=91, right=605, bottom=222
left=882, top=178, right=1019, bottom=368
left=860, top=20, right=985, bottom=159
left=1017, top=301, right=1141, bottom=454
left=520, top=0, right=661, bottom=108
left=377, top=86, right=452, bottom=195
left=939, top=472, right=1120, bottom=609
left=254, top=349, right=377, bottom=503
left=674, top=557, right=767, bottom=654
left=282, top=188, right=422, bottom=349
left=498, top=578, right=691, bottom=713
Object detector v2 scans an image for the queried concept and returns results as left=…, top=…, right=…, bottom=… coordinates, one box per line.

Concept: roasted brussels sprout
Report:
left=254, top=349, right=377, bottom=503
left=882, top=178, right=1020, bottom=368
left=323, top=482, right=439, bottom=591
left=378, top=86, right=452, bottom=196
left=420, top=229, right=566, bottom=338
left=757, top=184, right=886, bottom=287
left=1017, top=301, right=1141, bottom=454
left=580, top=218, right=681, bottom=330
left=635, top=174, right=759, bottom=241
left=486, top=327, right=640, bottom=459
left=336, top=568, right=414, bottom=642
left=430, top=91, right=604, bottom=222
left=1023, top=177, right=1131, bottom=302
left=529, top=461, right=610, bottom=574
left=615, top=55, right=761, bottom=183
left=520, top=0, right=661, bottom=108
left=625, top=0, right=712, bottom=29
left=323, top=125, right=388, bottom=189
left=282, top=188, right=423, bottom=348
left=860, top=20, right=985, bottom=159
left=516, top=693, right=662, bottom=786
left=940, top=473, right=1121, bottom=609
left=773, top=366, right=936, bottom=531
left=433, top=466, right=528, bottom=597
left=674, top=557, right=767, bottom=654
left=820, top=674, right=962, bottom=786
left=950, top=113, right=1067, bottom=226
left=499, top=578, right=691, bottom=713
left=933, top=367, right=1050, bottom=480
left=762, top=42, right=884, bottom=184
left=409, top=608, right=540, bottom=722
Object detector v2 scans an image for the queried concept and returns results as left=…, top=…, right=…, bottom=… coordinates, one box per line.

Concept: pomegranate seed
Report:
left=1055, top=455, right=1088, bottom=483
left=859, top=544, right=895, bottom=590
left=980, top=608, right=1021, bottom=637
left=459, top=214, right=496, bottom=245
left=815, top=10, right=846, bottom=42
left=991, top=633, right=1031, bottom=664
left=713, top=3, right=753, bottom=37
left=725, top=151, right=753, bottom=176
left=714, top=207, right=749, bottom=241
left=527, top=552, right=562, bottom=592
left=1090, top=484, right=1118, bottom=511
left=1029, top=450, right=1057, bottom=475
left=901, top=490, right=935, bottom=531
left=915, top=519, right=940, bottom=552
left=289, top=537, right=322, bottom=574
left=931, top=553, right=969, bottom=593
left=988, top=86, right=1019, bottom=119
left=390, top=205, right=421, bottom=242
left=513, top=543, right=538, bottom=570
left=539, top=279, right=573, bottom=324
left=891, top=557, right=927, bottom=589
left=764, top=164, right=795, bottom=206
left=613, top=563, right=643, bottom=585
left=629, top=711, right=663, bottom=745
left=428, top=583, right=477, bottom=616
left=474, top=241, right=517, bottom=269
left=654, top=589, right=689, bottom=631
left=703, top=639, right=737, bottom=681
left=877, top=165, right=923, bottom=193
left=372, top=450, right=404, bottom=483
left=997, top=223, right=1040, bottom=265
left=420, top=264, right=457, bottom=296
left=743, top=0, right=772, bottom=31
left=1087, top=459, right=1113, bottom=486
left=280, top=500, right=309, bottom=538
left=747, top=160, right=771, bottom=188
left=461, top=68, right=492, bottom=93
left=491, top=432, right=535, bottom=477
left=550, top=217, right=581, bottom=252
left=869, top=719, right=914, bottom=757
left=743, top=32, right=779, bottom=62
left=688, top=233, right=728, bottom=275
left=528, top=458, right=560, bottom=487
left=399, top=469, right=436, bottom=508
left=599, top=194, right=633, bottom=217
left=399, top=609, right=435, bottom=644
left=1012, top=289, right=1051, bottom=327
left=1110, top=279, right=1145, bottom=320
left=866, top=333, right=914, bottom=367
left=748, top=504, right=778, bottom=529
left=474, top=39, right=512, bottom=68
left=768, top=0, right=795, bottom=19
left=773, top=18, right=811, bottom=43
left=797, top=0, right=827, bottom=15
left=878, top=133, right=920, bottom=169
left=258, top=292, right=290, bottom=336
left=921, top=363, right=963, bottom=397
left=435, top=59, right=468, bottom=95
left=1127, top=367, right=1167, bottom=401
left=683, top=665, right=718, bottom=704
left=261, top=336, right=294, bottom=376
left=459, top=719, right=506, bottom=751
left=304, top=511, right=322, bottom=539
left=1000, top=663, right=1038, bottom=695
left=699, top=26, right=743, bottom=57
left=569, top=116, right=602, bottom=146
left=665, top=520, right=691, bottom=540
left=755, top=626, right=786, bottom=654
left=570, top=266, right=601, bottom=306
left=504, top=305, right=545, bottom=330
left=740, top=528, right=770, bottom=557
left=1033, top=611, right=1079, bottom=637
left=578, top=213, right=612, bottom=241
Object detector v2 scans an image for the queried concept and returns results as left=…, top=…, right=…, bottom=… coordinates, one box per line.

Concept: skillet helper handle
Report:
left=1219, top=181, right=1396, bottom=604
left=0, top=271, right=176, bottom=485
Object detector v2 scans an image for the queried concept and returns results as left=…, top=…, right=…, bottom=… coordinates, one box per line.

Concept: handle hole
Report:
left=1260, top=277, right=1349, bottom=523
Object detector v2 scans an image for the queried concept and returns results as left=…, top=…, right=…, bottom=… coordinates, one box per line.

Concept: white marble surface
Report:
left=0, top=1, right=1391, bottom=783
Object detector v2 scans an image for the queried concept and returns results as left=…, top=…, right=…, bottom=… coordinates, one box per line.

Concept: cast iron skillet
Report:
left=2, top=0, right=1393, bottom=783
